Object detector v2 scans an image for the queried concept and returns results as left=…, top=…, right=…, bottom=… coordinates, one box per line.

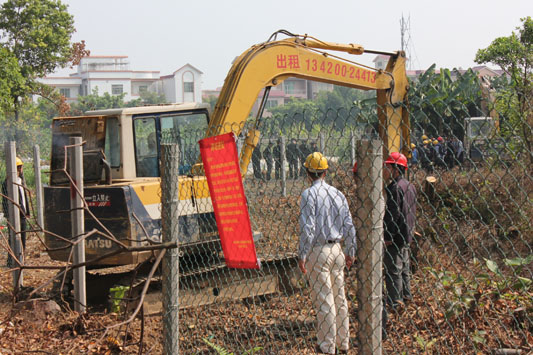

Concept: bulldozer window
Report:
left=160, top=112, right=208, bottom=174
left=134, top=117, right=158, bottom=177
left=104, top=117, right=121, bottom=168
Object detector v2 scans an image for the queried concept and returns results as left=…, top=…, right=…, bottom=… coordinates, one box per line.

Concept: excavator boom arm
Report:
left=201, top=32, right=410, bottom=174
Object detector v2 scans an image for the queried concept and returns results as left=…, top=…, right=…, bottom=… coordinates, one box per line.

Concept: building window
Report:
left=139, top=85, right=148, bottom=93
left=59, top=88, right=70, bottom=98
left=284, top=81, right=295, bottom=94
left=182, top=71, right=195, bottom=102
left=184, top=82, right=194, bottom=93
left=112, top=85, right=123, bottom=95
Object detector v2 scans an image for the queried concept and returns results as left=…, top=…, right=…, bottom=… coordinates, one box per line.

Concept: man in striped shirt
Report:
left=299, top=152, right=357, bottom=355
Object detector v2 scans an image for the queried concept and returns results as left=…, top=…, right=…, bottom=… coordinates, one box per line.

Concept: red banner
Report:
left=199, top=133, right=259, bottom=269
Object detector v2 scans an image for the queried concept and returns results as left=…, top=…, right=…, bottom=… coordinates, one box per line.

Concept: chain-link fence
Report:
left=161, top=103, right=531, bottom=354
left=0, top=99, right=531, bottom=354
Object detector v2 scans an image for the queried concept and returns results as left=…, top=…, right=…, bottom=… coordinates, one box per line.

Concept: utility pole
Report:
left=400, top=14, right=412, bottom=69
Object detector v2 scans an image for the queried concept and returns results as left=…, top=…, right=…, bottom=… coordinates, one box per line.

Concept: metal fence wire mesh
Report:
left=0, top=97, right=530, bottom=354
left=159, top=101, right=531, bottom=354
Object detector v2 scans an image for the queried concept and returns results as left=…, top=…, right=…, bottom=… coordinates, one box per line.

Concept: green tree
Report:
left=0, top=0, right=76, bottom=140
left=0, top=47, right=24, bottom=112
left=268, top=98, right=318, bottom=134
left=409, top=65, right=483, bottom=140
left=203, top=95, right=218, bottom=112
left=314, top=86, right=376, bottom=131
left=265, top=85, right=377, bottom=136
left=125, top=90, right=168, bottom=107
left=69, top=88, right=126, bottom=115
left=475, top=16, right=532, bottom=165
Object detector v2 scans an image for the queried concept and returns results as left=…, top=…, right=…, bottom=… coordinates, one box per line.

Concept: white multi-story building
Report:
left=38, top=56, right=203, bottom=104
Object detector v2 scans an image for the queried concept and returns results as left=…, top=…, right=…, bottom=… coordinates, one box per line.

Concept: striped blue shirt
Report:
left=299, top=179, right=357, bottom=261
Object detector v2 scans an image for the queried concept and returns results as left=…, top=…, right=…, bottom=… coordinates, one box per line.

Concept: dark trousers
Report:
left=288, top=160, right=298, bottom=179
left=252, top=161, right=262, bottom=180
left=384, top=244, right=412, bottom=307
left=266, top=161, right=273, bottom=180
left=274, top=161, right=281, bottom=179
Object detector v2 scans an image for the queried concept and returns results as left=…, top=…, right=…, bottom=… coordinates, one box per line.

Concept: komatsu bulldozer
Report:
left=44, top=31, right=410, bottom=290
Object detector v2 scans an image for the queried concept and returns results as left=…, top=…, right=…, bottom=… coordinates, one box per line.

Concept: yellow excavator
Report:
left=44, top=31, right=409, bottom=294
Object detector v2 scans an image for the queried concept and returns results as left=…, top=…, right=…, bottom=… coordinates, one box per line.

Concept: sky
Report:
left=52, top=0, right=532, bottom=90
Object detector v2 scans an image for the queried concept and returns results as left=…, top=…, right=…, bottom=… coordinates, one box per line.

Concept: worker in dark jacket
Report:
left=2, top=157, right=31, bottom=266
left=287, top=139, right=299, bottom=179
left=383, top=152, right=417, bottom=309
left=251, top=143, right=263, bottom=181
left=419, top=139, right=433, bottom=172
left=263, top=141, right=274, bottom=181
left=298, top=141, right=310, bottom=177
left=273, top=139, right=282, bottom=180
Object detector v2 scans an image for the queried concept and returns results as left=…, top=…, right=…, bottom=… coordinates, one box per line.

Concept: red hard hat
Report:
left=352, top=161, right=358, bottom=173
left=437, top=136, right=443, bottom=142
left=385, top=152, right=408, bottom=169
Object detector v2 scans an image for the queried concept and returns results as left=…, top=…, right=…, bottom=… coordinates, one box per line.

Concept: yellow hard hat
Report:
left=16, top=157, right=23, bottom=167
left=421, top=134, right=428, bottom=140
left=423, top=139, right=429, bottom=145
left=304, top=152, right=328, bottom=172
left=410, top=143, right=416, bottom=149
left=432, top=139, right=438, bottom=145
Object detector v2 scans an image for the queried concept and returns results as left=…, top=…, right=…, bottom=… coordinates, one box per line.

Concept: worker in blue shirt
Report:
left=299, top=152, right=356, bottom=355
left=410, top=143, right=419, bottom=168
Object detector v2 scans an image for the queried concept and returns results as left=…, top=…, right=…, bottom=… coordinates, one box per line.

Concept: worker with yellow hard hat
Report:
left=409, top=143, right=419, bottom=168
left=299, top=151, right=356, bottom=354
left=303, top=151, right=328, bottom=173
left=2, top=157, right=31, bottom=267
left=420, top=140, right=433, bottom=172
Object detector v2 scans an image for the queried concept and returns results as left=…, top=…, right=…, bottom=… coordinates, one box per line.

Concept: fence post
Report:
left=4, top=142, right=23, bottom=289
left=350, top=132, right=356, bottom=165
left=355, top=139, right=384, bottom=355
left=33, top=145, right=44, bottom=235
left=319, top=132, right=326, bottom=155
left=280, top=136, right=287, bottom=197
left=69, top=137, right=86, bottom=312
left=161, top=143, right=180, bottom=354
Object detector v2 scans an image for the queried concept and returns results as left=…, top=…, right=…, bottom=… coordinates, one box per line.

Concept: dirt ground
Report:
left=0, top=163, right=531, bottom=354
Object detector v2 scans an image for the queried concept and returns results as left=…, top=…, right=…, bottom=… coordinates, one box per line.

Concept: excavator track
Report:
left=83, top=253, right=300, bottom=314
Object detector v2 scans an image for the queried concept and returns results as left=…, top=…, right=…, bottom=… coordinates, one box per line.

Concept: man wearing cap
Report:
left=433, top=138, right=445, bottom=168
left=383, top=152, right=417, bottom=310
left=299, top=152, right=356, bottom=354
left=409, top=143, right=419, bottom=169
left=419, top=140, right=433, bottom=172
left=2, top=157, right=31, bottom=266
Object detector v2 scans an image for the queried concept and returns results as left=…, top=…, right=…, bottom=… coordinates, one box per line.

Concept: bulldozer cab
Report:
left=49, top=103, right=211, bottom=185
